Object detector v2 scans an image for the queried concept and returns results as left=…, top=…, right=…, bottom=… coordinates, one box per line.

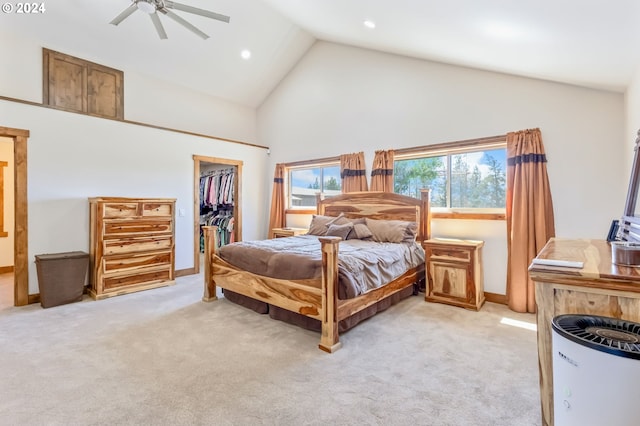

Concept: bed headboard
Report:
left=316, top=190, right=431, bottom=243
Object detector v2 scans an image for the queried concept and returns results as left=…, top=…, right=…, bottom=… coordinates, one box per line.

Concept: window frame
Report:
left=284, top=158, right=341, bottom=214
left=394, top=136, right=507, bottom=220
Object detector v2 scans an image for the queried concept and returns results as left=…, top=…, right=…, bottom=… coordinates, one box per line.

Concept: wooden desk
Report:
left=529, top=238, right=640, bottom=426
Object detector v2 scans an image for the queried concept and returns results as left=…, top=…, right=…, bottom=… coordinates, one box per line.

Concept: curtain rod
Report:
left=394, top=134, right=508, bottom=156
left=284, top=155, right=341, bottom=168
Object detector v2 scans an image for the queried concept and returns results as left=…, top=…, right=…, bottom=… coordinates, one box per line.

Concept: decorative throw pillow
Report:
left=365, top=218, right=418, bottom=243
left=328, top=216, right=366, bottom=239
left=325, top=213, right=348, bottom=227
left=325, top=223, right=353, bottom=240
left=307, top=214, right=336, bottom=236
left=351, top=223, right=373, bottom=240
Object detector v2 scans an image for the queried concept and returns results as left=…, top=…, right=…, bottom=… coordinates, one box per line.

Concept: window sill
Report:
left=286, top=209, right=317, bottom=215
left=432, top=212, right=505, bottom=220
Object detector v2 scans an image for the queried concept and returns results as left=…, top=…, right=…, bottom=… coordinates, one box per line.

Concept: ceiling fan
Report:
left=110, top=0, right=230, bottom=40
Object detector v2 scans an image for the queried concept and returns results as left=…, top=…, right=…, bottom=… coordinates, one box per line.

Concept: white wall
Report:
left=258, top=41, right=626, bottom=295
left=626, top=66, right=640, bottom=164
left=0, top=28, right=258, bottom=144
left=1, top=100, right=269, bottom=294
left=1, top=29, right=270, bottom=294
left=0, top=136, right=14, bottom=268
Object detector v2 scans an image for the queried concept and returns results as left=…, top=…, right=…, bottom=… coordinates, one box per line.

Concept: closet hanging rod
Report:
left=200, top=168, right=235, bottom=177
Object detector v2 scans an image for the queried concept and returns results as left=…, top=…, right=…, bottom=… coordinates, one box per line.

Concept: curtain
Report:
left=268, top=163, right=286, bottom=238
left=340, top=152, right=368, bottom=193
left=370, top=149, right=395, bottom=192
left=506, top=128, right=555, bottom=313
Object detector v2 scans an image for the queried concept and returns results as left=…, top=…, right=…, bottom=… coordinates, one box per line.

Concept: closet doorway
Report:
left=0, top=126, right=29, bottom=307
left=192, top=155, right=242, bottom=274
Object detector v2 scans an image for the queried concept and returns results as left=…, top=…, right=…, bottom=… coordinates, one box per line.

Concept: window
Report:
left=394, top=141, right=506, bottom=217
left=288, top=163, right=341, bottom=209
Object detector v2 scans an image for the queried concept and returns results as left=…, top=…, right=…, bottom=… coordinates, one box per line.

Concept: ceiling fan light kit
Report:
left=110, top=0, right=230, bottom=40
left=136, top=0, right=156, bottom=14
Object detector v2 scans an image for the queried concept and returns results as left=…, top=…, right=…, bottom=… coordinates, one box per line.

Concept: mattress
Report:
left=217, top=235, right=425, bottom=299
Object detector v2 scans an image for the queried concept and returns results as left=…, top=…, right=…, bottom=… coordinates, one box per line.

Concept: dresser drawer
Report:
left=143, top=202, right=173, bottom=216
left=103, top=251, right=172, bottom=274
left=103, top=202, right=139, bottom=218
left=104, top=236, right=173, bottom=255
left=429, top=246, right=471, bottom=263
left=104, top=219, right=172, bottom=236
left=103, top=268, right=172, bottom=290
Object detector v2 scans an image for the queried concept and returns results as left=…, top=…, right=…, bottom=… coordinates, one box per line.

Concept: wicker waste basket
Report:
left=35, top=251, right=89, bottom=308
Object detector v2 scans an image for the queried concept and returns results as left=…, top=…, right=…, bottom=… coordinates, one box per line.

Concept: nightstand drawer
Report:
left=271, top=227, right=308, bottom=238
left=429, top=247, right=471, bottom=263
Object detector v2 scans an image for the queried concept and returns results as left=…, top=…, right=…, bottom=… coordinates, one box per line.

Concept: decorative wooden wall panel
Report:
left=43, top=48, right=123, bottom=119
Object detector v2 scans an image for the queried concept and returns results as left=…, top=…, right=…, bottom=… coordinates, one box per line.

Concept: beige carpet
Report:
left=0, top=273, right=541, bottom=425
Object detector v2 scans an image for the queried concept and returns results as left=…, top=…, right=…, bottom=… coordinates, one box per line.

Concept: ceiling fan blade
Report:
left=109, top=4, right=138, bottom=26
left=160, top=8, right=209, bottom=40
left=149, top=12, right=168, bottom=39
left=164, top=1, right=230, bottom=23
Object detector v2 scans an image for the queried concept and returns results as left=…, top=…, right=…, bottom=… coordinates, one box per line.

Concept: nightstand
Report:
left=271, top=227, right=308, bottom=238
left=422, top=238, right=485, bottom=311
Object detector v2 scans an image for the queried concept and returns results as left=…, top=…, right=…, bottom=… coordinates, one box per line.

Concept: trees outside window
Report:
left=394, top=147, right=506, bottom=210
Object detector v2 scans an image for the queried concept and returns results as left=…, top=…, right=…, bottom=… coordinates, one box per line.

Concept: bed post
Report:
left=202, top=225, right=219, bottom=302
left=420, top=189, right=431, bottom=241
left=318, top=236, right=342, bottom=353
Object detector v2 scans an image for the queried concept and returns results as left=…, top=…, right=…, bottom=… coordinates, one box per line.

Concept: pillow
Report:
left=365, top=218, right=418, bottom=243
left=325, top=223, right=353, bottom=240
left=325, top=213, right=348, bottom=227
left=307, top=214, right=336, bottom=236
left=328, top=216, right=367, bottom=239
left=351, top=223, right=373, bottom=240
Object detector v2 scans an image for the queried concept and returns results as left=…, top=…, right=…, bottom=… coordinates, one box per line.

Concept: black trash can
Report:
left=35, top=251, right=89, bottom=308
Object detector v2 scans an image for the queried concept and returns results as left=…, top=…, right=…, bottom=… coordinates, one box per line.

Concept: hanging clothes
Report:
left=199, top=168, right=236, bottom=252
left=200, top=169, right=235, bottom=210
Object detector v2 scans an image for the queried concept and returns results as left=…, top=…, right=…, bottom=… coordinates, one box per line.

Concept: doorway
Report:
left=0, top=126, right=29, bottom=307
left=192, top=155, right=242, bottom=274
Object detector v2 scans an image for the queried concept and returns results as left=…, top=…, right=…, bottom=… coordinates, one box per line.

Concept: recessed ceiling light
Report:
left=241, top=49, right=251, bottom=60
left=363, top=20, right=376, bottom=29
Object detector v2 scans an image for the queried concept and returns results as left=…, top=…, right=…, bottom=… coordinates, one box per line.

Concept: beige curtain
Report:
left=268, top=163, right=286, bottom=238
left=506, top=128, right=555, bottom=313
left=340, top=152, right=368, bottom=193
left=370, top=149, right=395, bottom=192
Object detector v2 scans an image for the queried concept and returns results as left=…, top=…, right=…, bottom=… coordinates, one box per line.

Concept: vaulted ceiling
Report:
left=3, top=0, right=640, bottom=108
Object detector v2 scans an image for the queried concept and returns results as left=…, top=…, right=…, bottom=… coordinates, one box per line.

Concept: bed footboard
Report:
left=202, top=225, right=218, bottom=302
left=318, top=236, right=342, bottom=353
left=202, top=226, right=343, bottom=352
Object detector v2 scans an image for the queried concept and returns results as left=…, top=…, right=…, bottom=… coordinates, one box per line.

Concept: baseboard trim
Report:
left=175, top=268, right=196, bottom=277
left=485, top=292, right=507, bottom=305
left=28, top=293, right=40, bottom=305
left=0, top=265, right=15, bottom=274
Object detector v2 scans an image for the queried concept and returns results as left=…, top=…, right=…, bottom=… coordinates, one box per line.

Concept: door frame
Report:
left=0, top=126, right=29, bottom=306
left=192, top=155, right=242, bottom=275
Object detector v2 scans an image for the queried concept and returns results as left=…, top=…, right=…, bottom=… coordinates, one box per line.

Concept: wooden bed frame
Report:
left=202, top=190, right=431, bottom=353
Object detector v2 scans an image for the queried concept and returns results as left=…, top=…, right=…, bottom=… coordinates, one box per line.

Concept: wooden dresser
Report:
left=423, top=238, right=485, bottom=310
left=89, top=197, right=176, bottom=300
left=529, top=238, right=640, bottom=426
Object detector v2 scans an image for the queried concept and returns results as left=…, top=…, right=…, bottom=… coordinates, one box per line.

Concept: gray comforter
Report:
left=218, top=235, right=425, bottom=299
